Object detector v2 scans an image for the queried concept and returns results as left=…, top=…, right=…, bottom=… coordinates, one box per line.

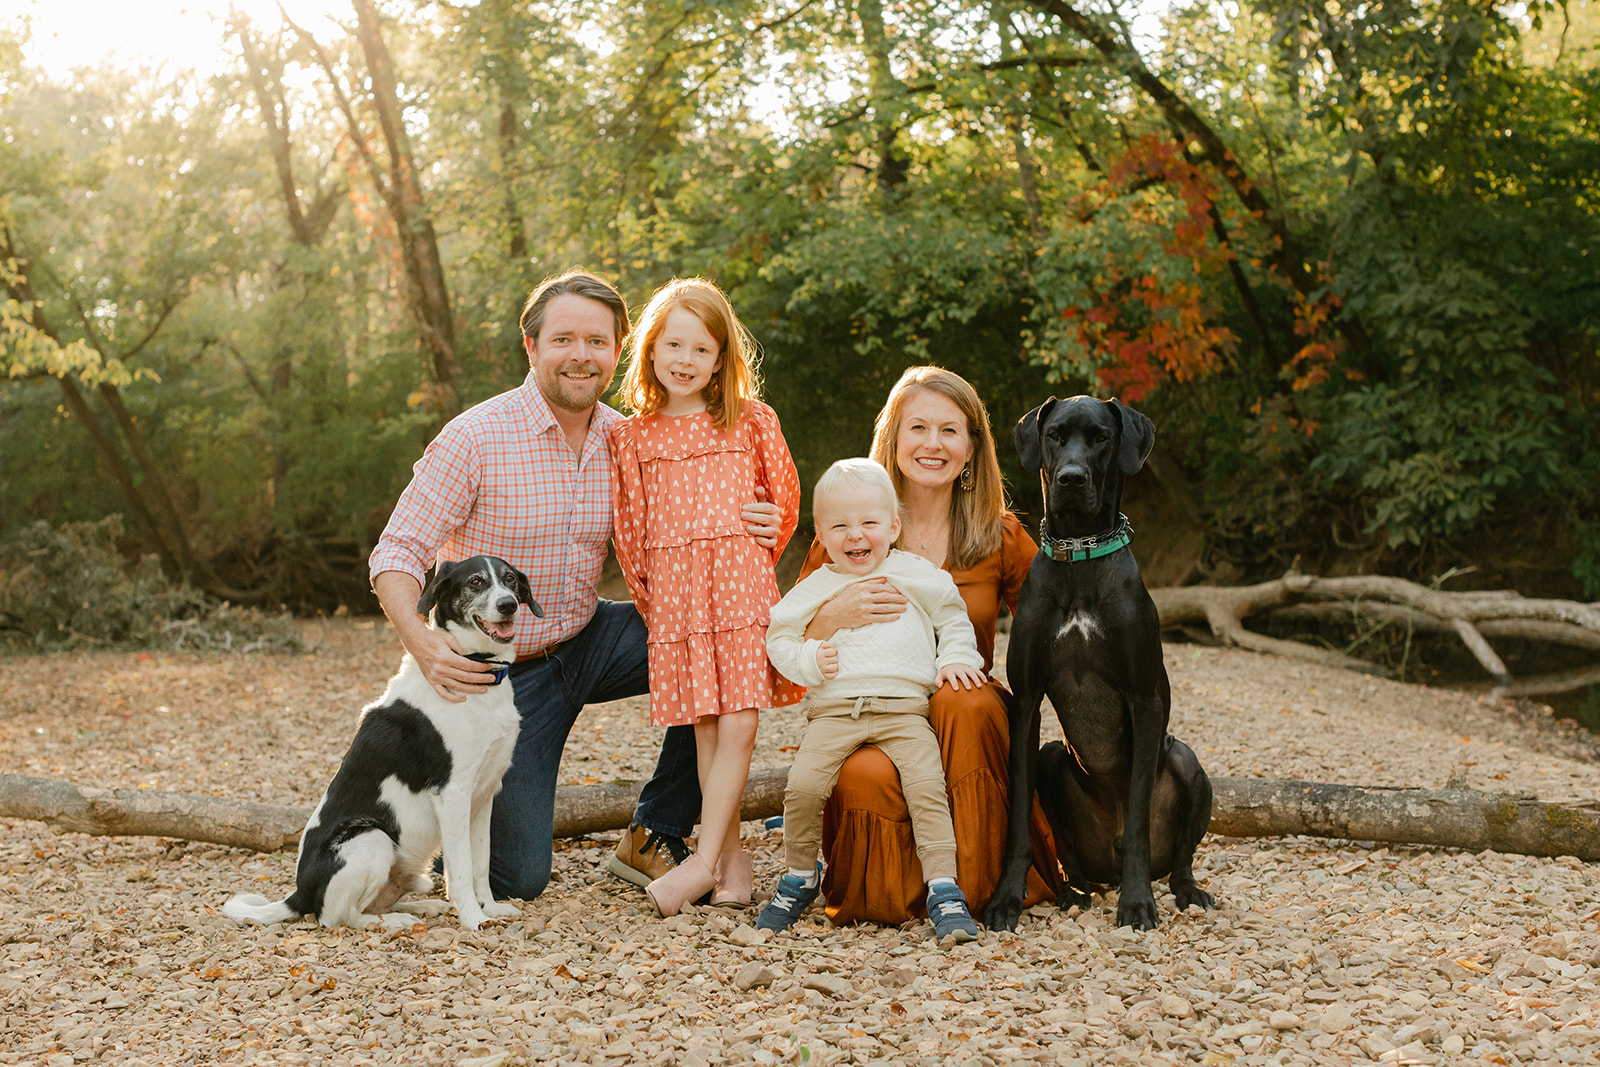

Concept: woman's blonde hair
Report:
left=619, top=278, right=760, bottom=430
left=869, top=366, right=1006, bottom=570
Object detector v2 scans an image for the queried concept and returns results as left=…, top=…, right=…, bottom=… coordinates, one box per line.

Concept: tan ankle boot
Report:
left=645, top=854, right=717, bottom=917
left=711, top=848, right=752, bottom=908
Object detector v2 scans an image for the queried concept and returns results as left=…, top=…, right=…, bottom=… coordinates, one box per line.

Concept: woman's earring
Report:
left=959, top=465, right=975, bottom=491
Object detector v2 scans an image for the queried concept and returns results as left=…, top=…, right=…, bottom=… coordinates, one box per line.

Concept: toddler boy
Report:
left=761, top=458, right=983, bottom=942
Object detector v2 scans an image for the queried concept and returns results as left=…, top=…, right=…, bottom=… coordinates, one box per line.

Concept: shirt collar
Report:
left=515, top=372, right=621, bottom=457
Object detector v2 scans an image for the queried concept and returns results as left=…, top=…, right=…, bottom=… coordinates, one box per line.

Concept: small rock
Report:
left=1515, top=955, right=1549, bottom=978
left=569, top=1024, right=605, bottom=1046
left=727, top=924, right=766, bottom=947
left=1268, top=1011, right=1300, bottom=1030
left=1319, top=1003, right=1355, bottom=1033
left=551, top=1005, right=591, bottom=1024
left=1394, top=1018, right=1437, bottom=1044
left=1441, top=1035, right=1466, bottom=1055
left=1359, top=1035, right=1395, bottom=1057
left=802, top=974, right=850, bottom=998
left=458, top=1052, right=510, bottom=1067
left=1527, top=934, right=1566, bottom=960
left=1160, top=995, right=1195, bottom=1019
left=734, top=962, right=774, bottom=991
left=879, top=966, right=916, bottom=988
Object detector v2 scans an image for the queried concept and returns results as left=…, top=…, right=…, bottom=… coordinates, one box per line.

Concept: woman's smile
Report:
left=895, top=389, right=973, bottom=491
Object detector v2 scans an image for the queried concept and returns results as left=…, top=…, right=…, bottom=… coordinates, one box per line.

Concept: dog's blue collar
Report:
left=465, top=654, right=512, bottom=685
left=1039, top=514, right=1134, bottom=562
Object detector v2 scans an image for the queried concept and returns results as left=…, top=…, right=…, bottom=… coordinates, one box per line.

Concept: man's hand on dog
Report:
left=936, top=663, right=986, bottom=692
left=374, top=570, right=499, bottom=702
left=409, top=628, right=498, bottom=702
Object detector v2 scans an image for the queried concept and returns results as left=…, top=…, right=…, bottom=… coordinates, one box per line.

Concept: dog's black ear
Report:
left=1113, top=399, right=1156, bottom=476
left=1014, top=397, right=1058, bottom=474
left=505, top=562, right=544, bottom=618
left=416, top=560, right=457, bottom=617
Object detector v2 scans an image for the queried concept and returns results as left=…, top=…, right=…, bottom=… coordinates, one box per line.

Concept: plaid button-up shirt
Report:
left=369, top=373, right=621, bottom=658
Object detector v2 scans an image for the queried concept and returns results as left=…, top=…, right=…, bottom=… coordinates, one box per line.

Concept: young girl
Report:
left=610, top=278, right=802, bottom=916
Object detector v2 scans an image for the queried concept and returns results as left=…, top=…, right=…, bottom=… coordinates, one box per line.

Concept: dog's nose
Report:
left=1057, top=466, right=1090, bottom=487
left=496, top=596, right=518, bottom=615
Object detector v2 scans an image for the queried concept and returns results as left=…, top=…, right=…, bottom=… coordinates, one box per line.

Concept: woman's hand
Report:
left=803, top=577, right=909, bottom=639
left=743, top=485, right=782, bottom=549
left=936, top=663, right=987, bottom=692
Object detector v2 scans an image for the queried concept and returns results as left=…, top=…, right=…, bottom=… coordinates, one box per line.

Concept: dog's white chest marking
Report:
left=1056, top=610, right=1102, bottom=642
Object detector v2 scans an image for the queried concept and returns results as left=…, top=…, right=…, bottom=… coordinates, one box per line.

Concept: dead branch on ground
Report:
left=5, top=770, right=1596, bottom=862
left=1152, top=575, right=1600, bottom=695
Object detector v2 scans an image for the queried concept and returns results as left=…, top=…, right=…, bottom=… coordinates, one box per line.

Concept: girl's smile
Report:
left=651, top=308, right=722, bottom=415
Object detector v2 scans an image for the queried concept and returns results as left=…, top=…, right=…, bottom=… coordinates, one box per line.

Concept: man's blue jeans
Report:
left=488, top=599, right=701, bottom=899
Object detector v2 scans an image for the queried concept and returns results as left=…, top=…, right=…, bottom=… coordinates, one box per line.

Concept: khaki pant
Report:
left=783, top=696, right=957, bottom=882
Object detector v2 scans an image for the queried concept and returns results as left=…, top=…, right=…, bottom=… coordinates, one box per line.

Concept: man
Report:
left=370, top=268, right=781, bottom=900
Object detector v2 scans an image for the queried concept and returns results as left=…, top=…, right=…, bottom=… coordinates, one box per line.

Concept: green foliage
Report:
left=1, top=0, right=1596, bottom=602
left=1575, top=522, right=1600, bottom=601
left=0, top=518, right=299, bottom=652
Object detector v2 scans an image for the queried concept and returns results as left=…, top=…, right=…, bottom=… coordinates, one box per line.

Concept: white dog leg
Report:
left=434, top=788, right=488, bottom=929
left=471, top=794, right=518, bottom=919
left=319, top=832, right=397, bottom=928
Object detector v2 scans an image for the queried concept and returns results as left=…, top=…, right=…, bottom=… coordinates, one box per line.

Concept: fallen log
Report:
left=0, top=774, right=308, bottom=853
left=4, top=770, right=1597, bottom=862
left=1152, top=574, right=1600, bottom=691
left=1210, top=778, right=1600, bottom=860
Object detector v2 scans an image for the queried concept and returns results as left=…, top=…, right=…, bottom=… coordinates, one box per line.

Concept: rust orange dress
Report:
left=610, top=401, right=804, bottom=725
left=800, top=511, right=1065, bottom=924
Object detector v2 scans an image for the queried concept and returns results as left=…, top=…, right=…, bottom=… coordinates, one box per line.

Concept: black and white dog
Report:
left=223, top=556, right=538, bottom=930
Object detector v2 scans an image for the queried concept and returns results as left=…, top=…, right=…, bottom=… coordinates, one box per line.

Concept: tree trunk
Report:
left=288, top=0, right=460, bottom=416
left=51, top=375, right=181, bottom=578
left=350, top=0, right=461, bottom=415
left=857, top=0, right=910, bottom=192
left=7, top=770, right=1596, bottom=862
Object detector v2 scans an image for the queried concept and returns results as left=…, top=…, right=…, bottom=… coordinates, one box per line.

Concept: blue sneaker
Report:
left=926, top=882, right=977, bottom=943
left=756, top=865, right=823, bottom=932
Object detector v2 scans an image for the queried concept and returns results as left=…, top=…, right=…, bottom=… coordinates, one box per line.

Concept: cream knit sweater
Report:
left=767, top=550, right=981, bottom=698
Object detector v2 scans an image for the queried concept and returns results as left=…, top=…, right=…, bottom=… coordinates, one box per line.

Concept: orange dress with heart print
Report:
left=609, top=399, right=804, bottom=726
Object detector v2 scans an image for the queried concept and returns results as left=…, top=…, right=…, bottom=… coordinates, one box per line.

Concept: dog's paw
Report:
left=456, top=910, right=488, bottom=931
left=1115, top=895, right=1160, bottom=931
left=1056, top=885, right=1093, bottom=912
left=393, top=899, right=452, bottom=917
left=483, top=901, right=520, bottom=919
left=1173, top=883, right=1215, bottom=912
left=982, top=897, right=1025, bottom=933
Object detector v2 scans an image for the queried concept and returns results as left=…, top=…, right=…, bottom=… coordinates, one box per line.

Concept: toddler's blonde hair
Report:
left=813, top=458, right=901, bottom=522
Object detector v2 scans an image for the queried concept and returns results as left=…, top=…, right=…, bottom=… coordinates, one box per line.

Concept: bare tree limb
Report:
left=8, top=771, right=1597, bottom=862
left=1153, top=574, right=1600, bottom=687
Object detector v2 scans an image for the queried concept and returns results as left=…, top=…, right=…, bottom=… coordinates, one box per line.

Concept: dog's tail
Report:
left=221, top=893, right=298, bottom=924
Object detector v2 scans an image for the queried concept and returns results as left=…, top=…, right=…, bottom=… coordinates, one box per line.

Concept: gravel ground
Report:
left=2, top=617, right=1599, bottom=1067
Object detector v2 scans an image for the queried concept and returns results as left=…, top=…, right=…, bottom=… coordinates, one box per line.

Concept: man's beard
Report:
left=537, top=362, right=609, bottom=413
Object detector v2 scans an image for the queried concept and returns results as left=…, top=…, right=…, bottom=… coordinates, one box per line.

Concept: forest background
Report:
left=2, top=0, right=1597, bottom=624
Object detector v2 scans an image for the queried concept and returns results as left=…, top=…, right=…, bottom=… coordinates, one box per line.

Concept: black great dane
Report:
left=983, top=396, right=1214, bottom=932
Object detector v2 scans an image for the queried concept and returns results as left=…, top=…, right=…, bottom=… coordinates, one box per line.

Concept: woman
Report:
left=798, top=366, right=1063, bottom=925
